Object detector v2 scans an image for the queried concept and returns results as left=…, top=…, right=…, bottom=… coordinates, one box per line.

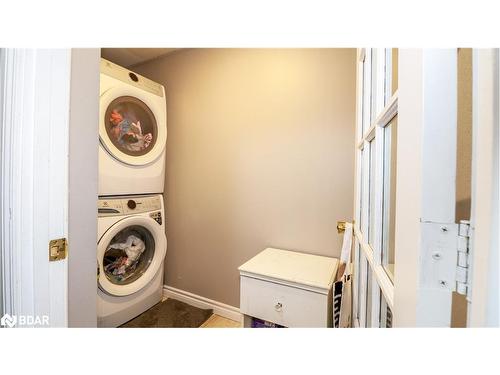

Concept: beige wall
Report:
left=456, top=48, right=473, bottom=222
left=135, top=49, right=356, bottom=307
left=451, top=48, right=473, bottom=327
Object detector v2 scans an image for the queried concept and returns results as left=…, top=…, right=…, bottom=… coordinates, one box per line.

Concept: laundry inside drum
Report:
left=104, top=96, right=158, bottom=156
left=103, top=225, right=156, bottom=285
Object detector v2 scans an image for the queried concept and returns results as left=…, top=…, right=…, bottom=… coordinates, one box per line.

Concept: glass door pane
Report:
left=380, top=295, right=393, bottom=328
left=362, top=53, right=372, bottom=134
left=391, top=48, right=398, bottom=95
left=354, top=241, right=362, bottom=323
left=358, top=253, right=369, bottom=327
left=357, top=149, right=363, bottom=226
left=361, top=146, right=367, bottom=234
left=382, top=116, right=398, bottom=282
left=368, top=140, right=376, bottom=246
left=365, top=264, right=373, bottom=327
left=384, top=49, right=392, bottom=105
left=370, top=49, right=377, bottom=122
left=384, top=48, right=399, bottom=104
left=360, top=60, right=366, bottom=136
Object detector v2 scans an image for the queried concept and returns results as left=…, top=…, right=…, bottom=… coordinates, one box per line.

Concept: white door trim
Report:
left=468, top=49, right=499, bottom=327
left=0, top=48, right=4, bottom=316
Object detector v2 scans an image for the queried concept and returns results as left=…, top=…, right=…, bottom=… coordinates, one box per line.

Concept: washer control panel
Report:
left=98, top=195, right=162, bottom=217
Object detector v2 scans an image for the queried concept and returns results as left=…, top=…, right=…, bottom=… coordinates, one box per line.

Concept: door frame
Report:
left=395, top=48, right=499, bottom=327
left=0, top=48, right=5, bottom=317
left=67, top=48, right=100, bottom=327
left=394, top=49, right=459, bottom=327
left=468, top=49, right=499, bottom=327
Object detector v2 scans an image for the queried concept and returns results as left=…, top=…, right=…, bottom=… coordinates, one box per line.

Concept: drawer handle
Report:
left=275, top=302, right=283, bottom=312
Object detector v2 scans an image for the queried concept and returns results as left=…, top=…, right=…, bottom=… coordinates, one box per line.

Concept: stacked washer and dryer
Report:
left=97, top=59, right=168, bottom=327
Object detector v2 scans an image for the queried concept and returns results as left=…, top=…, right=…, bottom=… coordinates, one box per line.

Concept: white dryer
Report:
left=100, top=58, right=167, bottom=196
left=97, top=194, right=167, bottom=327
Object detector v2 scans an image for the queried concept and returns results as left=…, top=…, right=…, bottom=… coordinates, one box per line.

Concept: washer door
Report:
left=98, top=216, right=166, bottom=296
left=100, top=87, right=166, bottom=166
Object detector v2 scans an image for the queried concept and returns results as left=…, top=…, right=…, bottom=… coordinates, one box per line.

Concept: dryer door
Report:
left=100, top=87, right=166, bottom=166
left=98, top=216, right=167, bottom=296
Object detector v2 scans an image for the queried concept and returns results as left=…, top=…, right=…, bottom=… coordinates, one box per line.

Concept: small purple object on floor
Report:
left=251, top=317, right=285, bottom=328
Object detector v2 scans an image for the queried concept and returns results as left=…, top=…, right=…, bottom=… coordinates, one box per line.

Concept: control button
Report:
left=127, top=200, right=136, bottom=209
left=129, top=72, right=139, bottom=82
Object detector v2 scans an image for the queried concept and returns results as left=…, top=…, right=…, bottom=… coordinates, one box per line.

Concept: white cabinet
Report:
left=238, top=248, right=339, bottom=328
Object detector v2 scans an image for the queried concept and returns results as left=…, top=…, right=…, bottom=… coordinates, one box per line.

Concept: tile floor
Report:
left=200, top=314, right=242, bottom=328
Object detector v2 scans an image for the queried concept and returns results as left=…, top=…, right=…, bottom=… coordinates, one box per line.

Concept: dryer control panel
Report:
left=100, top=58, right=165, bottom=98
left=98, top=195, right=162, bottom=217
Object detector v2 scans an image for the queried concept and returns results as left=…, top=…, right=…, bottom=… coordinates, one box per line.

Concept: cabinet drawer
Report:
left=240, top=276, right=332, bottom=327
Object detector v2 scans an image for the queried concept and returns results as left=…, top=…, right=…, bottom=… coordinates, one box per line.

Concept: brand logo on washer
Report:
left=150, top=211, right=162, bottom=225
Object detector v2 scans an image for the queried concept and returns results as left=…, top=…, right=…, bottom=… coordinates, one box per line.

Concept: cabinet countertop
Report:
left=238, top=248, right=339, bottom=291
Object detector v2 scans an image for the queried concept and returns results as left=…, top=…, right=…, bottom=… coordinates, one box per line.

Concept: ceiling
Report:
left=101, top=48, right=180, bottom=68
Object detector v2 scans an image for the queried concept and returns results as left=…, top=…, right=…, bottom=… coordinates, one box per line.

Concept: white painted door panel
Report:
left=1, top=49, right=71, bottom=327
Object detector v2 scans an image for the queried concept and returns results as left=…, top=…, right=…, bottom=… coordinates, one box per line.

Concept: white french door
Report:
left=352, top=48, right=499, bottom=328
left=352, top=48, right=398, bottom=328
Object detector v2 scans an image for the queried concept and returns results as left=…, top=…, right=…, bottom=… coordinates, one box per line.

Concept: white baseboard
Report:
left=163, top=285, right=243, bottom=323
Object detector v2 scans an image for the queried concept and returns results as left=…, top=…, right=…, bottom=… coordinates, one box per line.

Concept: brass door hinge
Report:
left=49, top=238, right=68, bottom=261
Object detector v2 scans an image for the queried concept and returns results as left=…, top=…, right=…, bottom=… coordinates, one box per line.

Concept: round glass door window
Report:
left=102, top=225, right=156, bottom=285
left=104, top=96, right=158, bottom=156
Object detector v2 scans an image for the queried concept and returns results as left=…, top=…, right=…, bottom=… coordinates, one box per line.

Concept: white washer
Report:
left=100, top=58, right=167, bottom=196
left=97, top=194, right=167, bottom=327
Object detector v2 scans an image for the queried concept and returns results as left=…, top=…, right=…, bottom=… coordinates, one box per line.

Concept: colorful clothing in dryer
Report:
left=109, top=109, right=153, bottom=152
